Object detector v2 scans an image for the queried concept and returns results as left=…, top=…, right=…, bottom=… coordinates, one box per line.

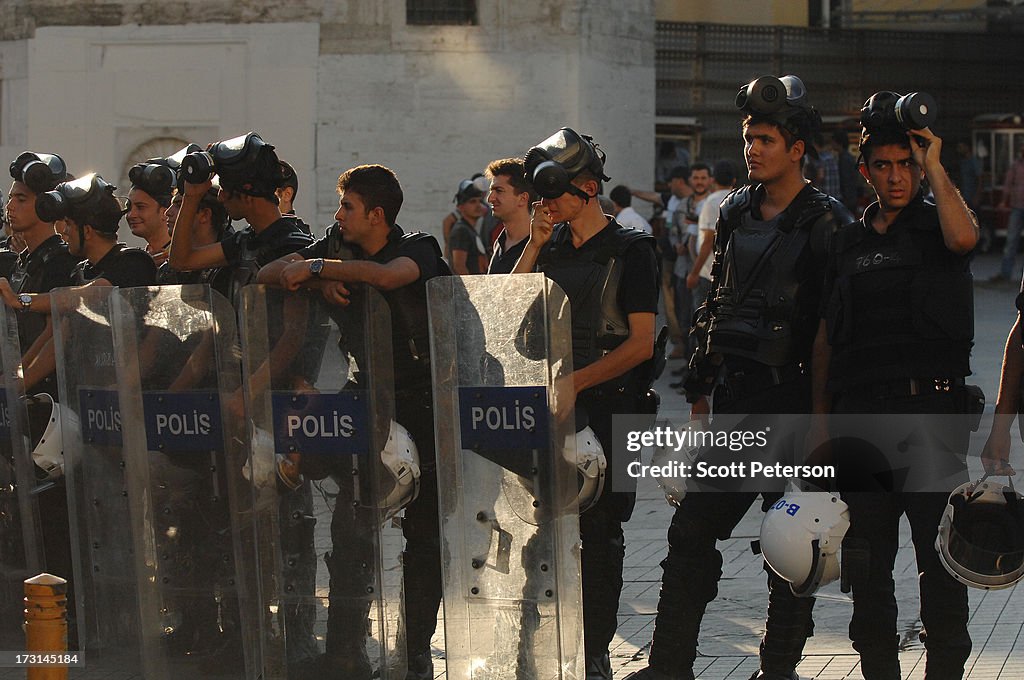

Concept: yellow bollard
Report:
left=24, top=573, right=68, bottom=680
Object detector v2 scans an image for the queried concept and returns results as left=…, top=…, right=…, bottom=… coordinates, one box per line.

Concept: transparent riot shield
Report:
left=428, top=274, right=583, bottom=680
left=52, top=286, right=141, bottom=670
left=0, top=304, right=43, bottom=650
left=239, top=285, right=405, bottom=680
left=110, top=285, right=260, bottom=679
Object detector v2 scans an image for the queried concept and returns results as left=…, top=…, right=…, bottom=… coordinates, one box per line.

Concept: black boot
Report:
left=586, top=653, right=612, bottom=680
left=406, top=650, right=433, bottom=680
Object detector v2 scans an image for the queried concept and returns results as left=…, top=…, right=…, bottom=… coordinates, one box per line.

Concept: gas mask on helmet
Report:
left=524, top=128, right=611, bottom=202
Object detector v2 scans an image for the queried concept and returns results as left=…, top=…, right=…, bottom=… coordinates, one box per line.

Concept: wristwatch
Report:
left=309, top=258, right=325, bottom=278
left=18, top=293, right=32, bottom=312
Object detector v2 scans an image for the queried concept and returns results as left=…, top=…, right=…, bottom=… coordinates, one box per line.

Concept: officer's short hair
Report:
left=743, top=114, right=801, bottom=149
left=337, top=165, right=403, bottom=228
left=609, top=185, right=631, bottom=208
left=859, top=126, right=911, bottom=163
left=279, top=160, right=298, bottom=200
left=485, top=158, right=537, bottom=202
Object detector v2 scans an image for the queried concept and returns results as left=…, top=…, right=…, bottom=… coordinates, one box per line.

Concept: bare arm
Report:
left=23, top=336, right=56, bottom=392
left=912, top=128, right=978, bottom=254
left=810, top=319, right=832, bottom=415
left=281, top=255, right=421, bottom=292
left=512, top=200, right=554, bottom=274
left=982, top=316, right=1022, bottom=475
left=631, top=190, right=665, bottom=207
left=572, top=312, right=656, bottom=395
left=169, top=180, right=228, bottom=271
left=450, top=249, right=471, bottom=276
left=257, top=253, right=305, bottom=285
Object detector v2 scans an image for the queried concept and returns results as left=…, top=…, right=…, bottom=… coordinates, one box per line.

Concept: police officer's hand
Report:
left=690, top=395, right=710, bottom=426
left=320, top=280, right=351, bottom=307
left=280, top=260, right=313, bottom=291
left=551, top=373, right=576, bottom=424
left=183, top=178, right=213, bottom=198
left=530, top=201, right=555, bottom=248
left=981, top=429, right=1017, bottom=476
left=685, top=270, right=700, bottom=290
left=0, top=278, right=17, bottom=309
left=908, top=127, right=942, bottom=172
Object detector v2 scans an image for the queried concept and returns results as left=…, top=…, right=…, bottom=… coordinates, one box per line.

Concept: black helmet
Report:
left=524, top=128, right=611, bottom=201
left=9, top=152, right=69, bottom=194
left=736, top=75, right=821, bottom=156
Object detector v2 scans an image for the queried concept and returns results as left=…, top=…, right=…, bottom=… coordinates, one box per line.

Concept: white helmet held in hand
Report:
left=936, top=477, right=1024, bottom=590
left=760, top=489, right=850, bottom=597
left=562, top=425, right=606, bottom=512
left=379, top=420, right=421, bottom=518
left=26, top=393, right=78, bottom=482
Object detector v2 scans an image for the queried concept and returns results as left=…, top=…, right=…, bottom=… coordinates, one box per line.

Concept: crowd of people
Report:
left=1, top=70, right=1022, bottom=680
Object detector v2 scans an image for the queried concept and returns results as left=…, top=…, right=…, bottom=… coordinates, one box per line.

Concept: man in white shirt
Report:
left=686, top=161, right=737, bottom=316
left=609, top=185, right=652, bottom=233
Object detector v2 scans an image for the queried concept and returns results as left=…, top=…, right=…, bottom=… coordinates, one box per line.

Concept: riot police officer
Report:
left=168, top=131, right=312, bottom=305
left=627, top=76, right=853, bottom=680
left=813, top=92, right=978, bottom=680
left=4, top=152, right=79, bottom=394
left=513, top=128, right=660, bottom=680
left=259, top=164, right=449, bottom=680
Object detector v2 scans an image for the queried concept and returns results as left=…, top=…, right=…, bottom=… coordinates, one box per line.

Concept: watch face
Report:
left=310, top=259, right=324, bottom=275
left=19, top=294, right=31, bottom=306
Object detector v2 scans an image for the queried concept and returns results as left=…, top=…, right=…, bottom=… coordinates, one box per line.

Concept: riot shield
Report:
left=110, top=285, right=260, bottom=679
left=239, top=285, right=406, bottom=680
left=52, top=286, right=141, bottom=670
left=427, top=274, right=584, bottom=680
left=0, top=304, right=43, bottom=650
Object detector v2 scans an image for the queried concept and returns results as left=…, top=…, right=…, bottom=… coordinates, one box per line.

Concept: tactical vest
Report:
left=10, top=236, right=69, bottom=293
left=538, top=222, right=656, bottom=378
left=707, top=184, right=846, bottom=367
left=71, top=243, right=148, bottom=285
left=825, top=198, right=973, bottom=378
left=325, top=224, right=448, bottom=373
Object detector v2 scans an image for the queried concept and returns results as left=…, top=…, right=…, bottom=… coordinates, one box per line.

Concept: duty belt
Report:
left=720, top=362, right=806, bottom=401
left=847, top=376, right=966, bottom=399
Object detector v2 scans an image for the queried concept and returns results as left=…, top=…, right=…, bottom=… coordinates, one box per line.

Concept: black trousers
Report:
left=648, top=378, right=816, bottom=677
left=578, top=387, right=638, bottom=659
left=396, top=390, right=444, bottom=657
left=833, top=389, right=971, bottom=680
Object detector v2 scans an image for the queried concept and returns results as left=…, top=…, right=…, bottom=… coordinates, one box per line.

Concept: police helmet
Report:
left=760, top=489, right=850, bottom=597
left=736, top=75, right=821, bottom=157
left=565, top=424, right=607, bottom=513
left=378, top=420, right=421, bottom=519
left=524, top=127, right=611, bottom=200
left=936, top=477, right=1024, bottom=590
left=25, top=393, right=79, bottom=482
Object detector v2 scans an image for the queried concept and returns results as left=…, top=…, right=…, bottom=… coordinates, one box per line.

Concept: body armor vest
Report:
left=10, top=236, right=69, bottom=293
left=706, top=184, right=843, bottom=367
left=825, top=197, right=973, bottom=381
left=538, top=222, right=655, bottom=377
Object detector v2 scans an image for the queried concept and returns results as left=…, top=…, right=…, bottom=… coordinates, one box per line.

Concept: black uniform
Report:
left=534, top=218, right=659, bottom=661
left=648, top=184, right=851, bottom=679
left=71, top=243, right=158, bottom=287
left=299, top=223, right=449, bottom=664
left=220, top=216, right=313, bottom=306
left=822, top=192, right=973, bottom=680
left=11, top=235, right=79, bottom=395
